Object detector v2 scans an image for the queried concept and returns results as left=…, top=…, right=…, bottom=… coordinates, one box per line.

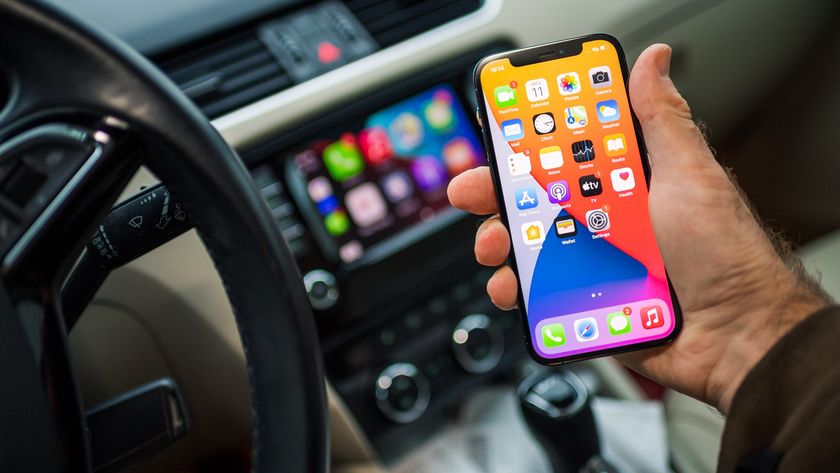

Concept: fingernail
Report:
left=656, top=45, right=672, bottom=77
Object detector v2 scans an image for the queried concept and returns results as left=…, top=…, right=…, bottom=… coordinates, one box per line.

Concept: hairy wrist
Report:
left=707, top=264, right=830, bottom=413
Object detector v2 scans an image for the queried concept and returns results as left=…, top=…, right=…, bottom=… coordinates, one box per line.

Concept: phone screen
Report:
left=477, top=36, right=679, bottom=362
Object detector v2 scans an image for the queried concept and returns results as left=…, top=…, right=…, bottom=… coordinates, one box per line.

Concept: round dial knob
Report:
left=451, top=314, right=504, bottom=374
left=303, top=269, right=339, bottom=310
left=374, top=363, right=430, bottom=424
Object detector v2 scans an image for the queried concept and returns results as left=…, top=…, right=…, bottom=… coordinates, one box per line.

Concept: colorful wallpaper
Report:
left=479, top=39, right=676, bottom=359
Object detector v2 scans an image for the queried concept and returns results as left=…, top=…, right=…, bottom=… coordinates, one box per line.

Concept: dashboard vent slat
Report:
left=346, top=0, right=482, bottom=47
left=159, top=32, right=289, bottom=118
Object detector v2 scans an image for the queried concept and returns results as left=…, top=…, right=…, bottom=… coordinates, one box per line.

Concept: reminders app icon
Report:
left=501, top=119, right=524, bottom=141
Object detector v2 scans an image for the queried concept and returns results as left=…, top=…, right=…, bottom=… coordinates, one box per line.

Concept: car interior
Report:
left=1, top=0, right=838, bottom=472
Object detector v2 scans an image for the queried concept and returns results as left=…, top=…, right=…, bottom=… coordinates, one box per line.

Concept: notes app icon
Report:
left=604, top=133, right=626, bottom=157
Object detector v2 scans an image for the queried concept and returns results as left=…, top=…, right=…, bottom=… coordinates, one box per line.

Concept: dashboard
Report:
left=59, top=0, right=839, bottom=470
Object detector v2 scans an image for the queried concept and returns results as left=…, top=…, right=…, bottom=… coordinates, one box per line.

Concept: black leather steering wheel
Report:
left=0, top=1, right=328, bottom=472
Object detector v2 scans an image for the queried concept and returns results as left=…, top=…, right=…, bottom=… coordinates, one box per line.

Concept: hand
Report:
left=448, top=44, right=829, bottom=413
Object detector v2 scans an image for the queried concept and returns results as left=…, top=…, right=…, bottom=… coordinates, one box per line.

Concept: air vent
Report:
left=346, top=0, right=482, bottom=47
left=159, top=32, right=291, bottom=118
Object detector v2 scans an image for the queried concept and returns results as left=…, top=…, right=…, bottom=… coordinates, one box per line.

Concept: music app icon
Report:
left=640, top=305, right=665, bottom=330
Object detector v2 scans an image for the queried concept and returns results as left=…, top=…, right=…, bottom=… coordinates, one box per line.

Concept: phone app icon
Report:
left=571, top=140, right=595, bottom=163
left=640, top=305, right=665, bottom=330
left=521, top=221, right=545, bottom=245
left=541, top=323, right=566, bottom=348
left=358, top=126, right=393, bottom=165
left=579, top=174, right=602, bottom=197
left=596, top=99, right=620, bottom=123
left=607, top=312, right=631, bottom=335
left=546, top=180, right=571, bottom=204
left=557, top=72, right=581, bottom=95
left=585, top=208, right=610, bottom=233
left=345, top=182, right=388, bottom=228
left=324, top=210, right=350, bottom=236
left=604, top=133, right=627, bottom=157
left=507, top=152, right=531, bottom=177
left=380, top=171, right=414, bottom=203
left=564, top=106, right=588, bottom=129
left=539, top=146, right=564, bottom=170
left=553, top=216, right=577, bottom=238
left=574, top=317, right=599, bottom=342
left=589, top=66, right=613, bottom=88
left=501, top=118, right=525, bottom=141
left=533, top=112, right=556, bottom=135
left=323, top=135, right=365, bottom=182
left=514, top=186, right=538, bottom=210
left=611, top=167, right=636, bottom=192
left=410, top=156, right=447, bottom=191
left=494, top=85, right=518, bottom=107
left=526, top=78, right=550, bottom=102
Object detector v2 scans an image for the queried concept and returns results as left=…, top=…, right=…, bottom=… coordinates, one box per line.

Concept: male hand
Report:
left=448, top=44, right=829, bottom=413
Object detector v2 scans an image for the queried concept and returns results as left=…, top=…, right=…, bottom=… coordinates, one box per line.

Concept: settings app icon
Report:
left=585, top=208, right=610, bottom=233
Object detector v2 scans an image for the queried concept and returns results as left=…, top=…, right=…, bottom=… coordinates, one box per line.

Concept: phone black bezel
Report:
left=473, top=33, right=683, bottom=365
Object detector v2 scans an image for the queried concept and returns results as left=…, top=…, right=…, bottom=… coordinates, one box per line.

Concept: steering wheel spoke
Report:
left=0, top=2, right=328, bottom=472
left=0, top=121, right=138, bottom=284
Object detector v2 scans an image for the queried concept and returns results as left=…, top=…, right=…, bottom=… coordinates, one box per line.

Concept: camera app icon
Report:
left=589, top=66, right=612, bottom=89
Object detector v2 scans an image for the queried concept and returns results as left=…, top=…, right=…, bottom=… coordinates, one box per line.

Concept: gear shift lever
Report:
left=517, top=370, right=618, bottom=473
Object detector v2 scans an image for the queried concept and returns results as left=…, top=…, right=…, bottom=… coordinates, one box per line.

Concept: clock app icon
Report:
left=532, top=112, right=556, bottom=135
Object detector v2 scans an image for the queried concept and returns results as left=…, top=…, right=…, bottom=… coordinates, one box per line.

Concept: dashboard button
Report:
left=303, top=269, right=339, bottom=310
left=451, top=314, right=504, bottom=374
left=374, top=363, right=430, bottom=424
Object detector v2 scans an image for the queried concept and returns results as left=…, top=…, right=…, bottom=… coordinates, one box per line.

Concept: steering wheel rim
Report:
left=0, top=1, right=328, bottom=472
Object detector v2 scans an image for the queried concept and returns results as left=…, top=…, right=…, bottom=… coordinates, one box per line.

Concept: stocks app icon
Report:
left=546, top=180, right=571, bottom=204
left=571, top=140, right=595, bottom=163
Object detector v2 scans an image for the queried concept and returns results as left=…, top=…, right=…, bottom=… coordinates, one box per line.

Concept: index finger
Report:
left=447, top=166, right=499, bottom=215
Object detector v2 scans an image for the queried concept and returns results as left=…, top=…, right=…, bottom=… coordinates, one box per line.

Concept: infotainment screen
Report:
left=289, top=85, right=484, bottom=264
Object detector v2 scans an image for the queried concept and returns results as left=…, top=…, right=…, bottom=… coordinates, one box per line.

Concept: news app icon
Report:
left=640, top=305, right=665, bottom=330
left=546, top=180, right=571, bottom=204
left=501, top=118, right=525, bottom=141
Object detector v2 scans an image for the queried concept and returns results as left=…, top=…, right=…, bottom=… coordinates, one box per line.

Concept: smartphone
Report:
left=474, top=34, right=682, bottom=364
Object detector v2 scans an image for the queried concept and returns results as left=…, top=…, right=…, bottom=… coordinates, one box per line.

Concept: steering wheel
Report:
left=0, top=1, right=328, bottom=472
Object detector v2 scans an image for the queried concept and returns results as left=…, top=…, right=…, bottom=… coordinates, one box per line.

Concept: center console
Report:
left=240, top=42, right=526, bottom=462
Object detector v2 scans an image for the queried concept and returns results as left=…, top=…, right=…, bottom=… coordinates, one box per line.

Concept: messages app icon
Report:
left=541, top=323, right=566, bottom=348
left=607, top=312, right=631, bottom=335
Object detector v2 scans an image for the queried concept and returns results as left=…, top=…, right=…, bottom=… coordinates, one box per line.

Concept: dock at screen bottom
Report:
left=534, top=298, right=673, bottom=358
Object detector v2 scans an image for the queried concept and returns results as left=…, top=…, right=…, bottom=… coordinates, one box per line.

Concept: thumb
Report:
left=629, top=44, right=714, bottom=178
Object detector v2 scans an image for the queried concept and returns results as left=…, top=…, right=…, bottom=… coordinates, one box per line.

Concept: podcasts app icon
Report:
left=546, top=180, right=570, bottom=204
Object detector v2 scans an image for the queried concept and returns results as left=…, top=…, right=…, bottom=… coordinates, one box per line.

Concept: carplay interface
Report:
left=478, top=39, right=677, bottom=360
left=291, top=85, right=484, bottom=264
